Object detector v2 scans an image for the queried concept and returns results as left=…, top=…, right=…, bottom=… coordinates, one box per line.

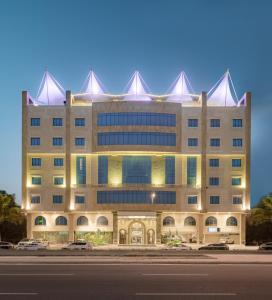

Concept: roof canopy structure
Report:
left=36, top=71, right=65, bottom=105
left=81, top=70, right=105, bottom=95
left=207, top=70, right=238, bottom=106
left=167, top=71, right=194, bottom=102
left=124, top=71, right=151, bottom=101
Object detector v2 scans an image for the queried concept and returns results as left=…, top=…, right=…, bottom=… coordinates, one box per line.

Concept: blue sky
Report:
left=0, top=0, right=271, bottom=205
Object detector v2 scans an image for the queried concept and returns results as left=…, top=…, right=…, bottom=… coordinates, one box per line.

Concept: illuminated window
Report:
left=98, top=156, right=108, bottom=184
left=232, top=177, right=241, bottom=186
left=122, top=156, right=151, bottom=184
left=226, top=216, right=238, bottom=226
left=32, top=176, right=41, bottom=185
left=165, top=156, right=175, bottom=184
left=232, top=159, right=241, bottom=167
left=76, top=156, right=86, bottom=185
left=35, top=216, right=46, bottom=226
left=187, top=157, right=197, bottom=186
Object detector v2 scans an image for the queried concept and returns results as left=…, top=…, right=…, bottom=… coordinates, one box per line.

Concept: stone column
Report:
left=26, top=213, right=33, bottom=239
left=112, top=211, right=118, bottom=244
left=156, top=212, right=162, bottom=244
left=68, top=214, right=74, bottom=242
left=197, top=214, right=204, bottom=244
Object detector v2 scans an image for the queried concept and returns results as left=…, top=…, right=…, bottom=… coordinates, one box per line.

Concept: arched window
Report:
left=184, top=216, right=196, bottom=226
left=163, top=216, right=175, bottom=226
left=55, top=216, right=68, bottom=226
left=205, top=216, right=217, bottom=226
left=226, top=216, right=238, bottom=226
left=77, top=216, right=88, bottom=226
left=97, top=216, right=108, bottom=226
left=34, top=216, right=46, bottom=226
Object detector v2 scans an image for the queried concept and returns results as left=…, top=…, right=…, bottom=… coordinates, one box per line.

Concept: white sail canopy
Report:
left=167, top=71, right=194, bottom=102
left=81, top=70, right=104, bottom=95
left=207, top=70, right=238, bottom=106
left=124, top=71, right=151, bottom=101
left=36, top=71, right=65, bottom=105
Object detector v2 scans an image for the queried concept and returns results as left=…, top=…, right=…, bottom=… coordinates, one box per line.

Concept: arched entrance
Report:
left=129, top=221, right=145, bottom=245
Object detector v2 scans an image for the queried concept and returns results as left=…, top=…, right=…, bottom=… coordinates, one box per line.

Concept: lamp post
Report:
left=151, top=192, right=156, bottom=204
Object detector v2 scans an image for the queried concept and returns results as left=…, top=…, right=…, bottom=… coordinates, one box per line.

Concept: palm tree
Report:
left=250, top=194, right=272, bottom=225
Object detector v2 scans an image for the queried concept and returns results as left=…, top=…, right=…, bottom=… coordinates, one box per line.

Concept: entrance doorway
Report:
left=129, top=222, right=144, bottom=245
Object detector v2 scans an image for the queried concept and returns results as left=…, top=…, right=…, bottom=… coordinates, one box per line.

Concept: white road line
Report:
left=142, top=273, right=209, bottom=276
left=136, top=292, right=237, bottom=296
left=0, top=293, right=38, bottom=296
left=0, top=263, right=271, bottom=266
left=0, top=273, right=73, bottom=276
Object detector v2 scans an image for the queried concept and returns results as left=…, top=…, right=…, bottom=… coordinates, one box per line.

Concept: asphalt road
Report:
left=0, top=263, right=271, bottom=299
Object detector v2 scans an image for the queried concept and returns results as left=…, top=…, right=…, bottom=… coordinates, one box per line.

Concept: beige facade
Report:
left=22, top=90, right=251, bottom=245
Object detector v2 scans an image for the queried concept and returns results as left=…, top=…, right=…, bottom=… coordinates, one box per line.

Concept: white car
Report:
left=16, top=239, right=37, bottom=249
left=174, top=243, right=192, bottom=251
left=63, top=241, right=92, bottom=250
left=17, top=241, right=47, bottom=250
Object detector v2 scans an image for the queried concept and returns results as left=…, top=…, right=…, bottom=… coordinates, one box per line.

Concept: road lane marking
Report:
left=0, top=274, right=73, bottom=276
left=142, top=273, right=209, bottom=276
left=0, top=293, right=38, bottom=296
left=136, top=292, right=237, bottom=296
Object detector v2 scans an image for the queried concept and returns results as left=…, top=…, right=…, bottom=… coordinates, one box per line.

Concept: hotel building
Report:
left=22, top=70, right=251, bottom=245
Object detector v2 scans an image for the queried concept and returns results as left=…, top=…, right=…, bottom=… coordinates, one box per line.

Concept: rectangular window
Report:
left=232, top=159, right=242, bottom=168
left=232, top=119, right=243, bottom=128
left=232, top=196, right=242, bottom=204
left=52, top=137, right=63, bottom=146
left=31, top=118, right=40, bottom=126
left=54, top=158, right=64, bottom=167
left=210, top=119, right=220, bottom=128
left=209, top=177, right=220, bottom=186
left=165, top=156, right=175, bottom=184
left=97, top=190, right=176, bottom=204
left=122, top=156, right=151, bottom=184
left=98, top=156, right=108, bottom=184
left=54, top=177, right=64, bottom=185
left=188, top=138, right=198, bottom=147
left=31, top=195, right=40, bottom=204
left=188, top=119, right=198, bottom=128
left=76, top=156, right=86, bottom=185
left=75, top=138, right=85, bottom=146
left=232, top=177, right=241, bottom=186
left=31, top=137, right=40, bottom=146
left=32, top=176, right=41, bottom=185
left=188, top=196, right=198, bottom=204
left=210, top=138, right=220, bottom=147
left=52, top=118, right=63, bottom=126
left=210, top=196, right=220, bottom=204
left=31, top=158, right=41, bottom=167
left=233, top=138, right=243, bottom=147
left=52, top=195, right=63, bottom=204
left=75, top=195, right=85, bottom=204
left=209, top=159, right=219, bottom=167
left=75, top=118, right=85, bottom=127
left=187, top=157, right=197, bottom=186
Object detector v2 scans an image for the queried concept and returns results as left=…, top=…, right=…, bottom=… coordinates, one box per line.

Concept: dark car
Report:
left=259, top=242, right=272, bottom=250
left=0, top=242, right=14, bottom=250
left=198, top=243, right=229, bottom=250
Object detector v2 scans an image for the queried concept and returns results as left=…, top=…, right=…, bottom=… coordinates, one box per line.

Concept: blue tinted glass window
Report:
left=75, top=195, right=85, bottom=204
left=76, top=156, right=86, bottom=185
left=232, top=119, right=243, bottom=128
left=187, top=157, right=197, bottom=186
left=75, top=118, right=85, bottom=127
left=233, top=196, right=242, bottom=204
left=53, top=137, right=63, bottom=146
left=53, top=195, right=63, bottom=204
left=188, top=138, right=198, bottom=147
left=232, top=159, right=241, bottom=167
left=31, top=195, right=41, bottom=204
left=165, top=156, right=175, bottom=184
left=98, top=156, right=108, bottom=184
left=188, top=196, right=197, bottom=204
left=97, top=132, right=176, bottom=146
left=31, top=137, right=40, bottom=146
left=188, top=119, right=198, bottom=128
left=52, top=118, right=63, bottom=126
left=32, top=158, right=41, bottom=166
left=210, top=119, right=220, bottom=127
left=97, top=112, right=176, bottom=127
left=210, top=196, right=220, bottom=204
left=54, top=158, right=64, bottom=167
left=233, top=139, right=242, bottom=147
left=209, top=177, right=219, bottom=186
left=232, top=177, right=241, bottom=186
left=210, top=138, right=220, bottom=147
left=209, top=159, right=219, bottom=167
left=31, top=118, right=40, bottom=126
left=122, top=156, right=151, bottom=184
left=32, top=177, right=41, bottom=185
left=75, top=138, right=85, bottom=146
left=97, top=190, right=176, bottom=204
left=54, top=177, right=64, bottom=185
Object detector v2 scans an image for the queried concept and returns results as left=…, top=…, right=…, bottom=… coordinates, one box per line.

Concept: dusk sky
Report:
left=0, top=0, right=271, bottom=205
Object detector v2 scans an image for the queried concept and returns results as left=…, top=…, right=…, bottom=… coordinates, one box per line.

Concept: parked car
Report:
left=0, top=242, right=14, bottom=250
left=17, top=238, right=37, bottom=248
left=198, top=243, right=229, bottom=250
left=63, top=241, right=92, bottom=250
left=259, top=242, right=272, bottom=250
left=174, top=243, right=192, bottom=251
left=17, top=240, right=47, bottom=250
left=219, top=236, right=235, bottom=244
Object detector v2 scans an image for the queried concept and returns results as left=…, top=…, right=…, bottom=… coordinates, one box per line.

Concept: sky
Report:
left=0, top=0, right=271, bottom=206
